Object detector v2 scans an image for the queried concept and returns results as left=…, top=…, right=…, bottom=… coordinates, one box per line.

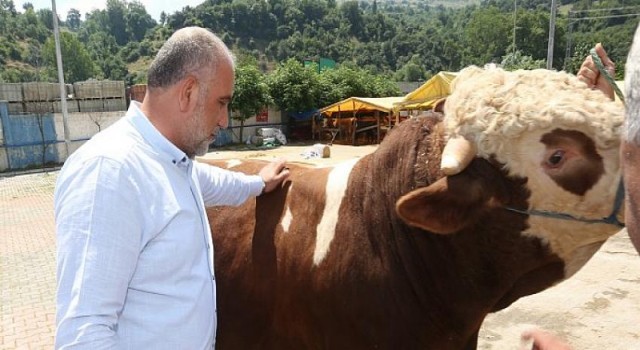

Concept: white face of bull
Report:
left=493, top=126, right=623, bottom=277
left=397, top=66, right=626, bottom=280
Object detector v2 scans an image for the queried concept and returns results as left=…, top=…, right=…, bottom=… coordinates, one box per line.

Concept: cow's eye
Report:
left=547, top=150, right=565, bottom=167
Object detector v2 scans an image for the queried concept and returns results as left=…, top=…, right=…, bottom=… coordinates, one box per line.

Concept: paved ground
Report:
left=1, top=172, right=57, bottom=349
left=480, top=229, right=640, bottom=349
left=1, top=143, right=639, bottom=349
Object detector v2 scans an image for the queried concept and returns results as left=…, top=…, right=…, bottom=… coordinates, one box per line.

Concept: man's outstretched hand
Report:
left=259, top=158, right=290, bottom=194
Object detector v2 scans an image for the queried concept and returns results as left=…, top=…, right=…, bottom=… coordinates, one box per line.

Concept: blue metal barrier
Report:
left=0, top=102, right=59, bottom=170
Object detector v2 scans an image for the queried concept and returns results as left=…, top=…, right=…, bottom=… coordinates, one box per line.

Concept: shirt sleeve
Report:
left=54, top=156, right=143, bottom=349
left=194, top=161, right=264, bottom=207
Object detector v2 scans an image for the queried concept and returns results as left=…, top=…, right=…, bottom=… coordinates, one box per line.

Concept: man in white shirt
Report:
left=54, top=26, right=289, bottom=349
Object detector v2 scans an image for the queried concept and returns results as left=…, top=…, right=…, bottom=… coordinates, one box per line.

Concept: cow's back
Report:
left=204, top=160, right=344, bottom=348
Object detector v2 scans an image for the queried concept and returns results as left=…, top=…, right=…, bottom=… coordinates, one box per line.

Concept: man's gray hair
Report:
left=625, top=24, right=640, bottom=145
left=147, top=27, right=235, bottom=90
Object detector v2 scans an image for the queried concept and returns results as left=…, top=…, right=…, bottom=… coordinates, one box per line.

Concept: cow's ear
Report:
left=395, top=173, right=497, bottom=234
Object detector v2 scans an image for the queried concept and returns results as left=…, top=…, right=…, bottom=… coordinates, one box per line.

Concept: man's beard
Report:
left=184, top=103, right=214, bottom=158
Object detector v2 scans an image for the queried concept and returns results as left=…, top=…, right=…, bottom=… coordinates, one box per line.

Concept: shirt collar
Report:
left=127, top=101, right=190, bottom=167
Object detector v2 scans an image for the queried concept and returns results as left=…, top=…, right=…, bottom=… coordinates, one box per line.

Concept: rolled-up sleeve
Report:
left=54, top=157, right=143, bottom=349
left=194, top=161, right=264, bottom=207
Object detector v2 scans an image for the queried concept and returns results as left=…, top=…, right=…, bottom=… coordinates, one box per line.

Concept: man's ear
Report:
left=178, top=75, right=199, bottom=113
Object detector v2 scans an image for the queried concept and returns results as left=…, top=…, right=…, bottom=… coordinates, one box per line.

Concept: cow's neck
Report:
left=338, top=116, right=565, bottom=343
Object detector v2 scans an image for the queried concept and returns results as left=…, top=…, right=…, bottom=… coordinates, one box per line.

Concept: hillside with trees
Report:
left=1, top=0, right=638, bottom=112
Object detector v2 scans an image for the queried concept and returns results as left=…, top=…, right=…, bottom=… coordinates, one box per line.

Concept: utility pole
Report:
left=547, top=0, right=558, bottom=69
left=51, top=0, right=71, bottom=158
left=513, top=0, right=517, bottom=53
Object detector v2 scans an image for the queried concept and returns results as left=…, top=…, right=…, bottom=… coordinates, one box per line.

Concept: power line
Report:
left=568, top=13, right=640, bottom=22
left=513, top=0, right=517, bottom=54
left=569, top=6, right=640, bottom=14
left=563, top=8, right=639, bottom=72
left=547, top=0, right=557, bottom=69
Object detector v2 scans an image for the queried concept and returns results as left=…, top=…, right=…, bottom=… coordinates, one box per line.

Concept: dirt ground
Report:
left=3, top=143, right=637, bottom=349
left=202, top=143, right=640, bottom=349
left=199, top=142, right=379, bottom=166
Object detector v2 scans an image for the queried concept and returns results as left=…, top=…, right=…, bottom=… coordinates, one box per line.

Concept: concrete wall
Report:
left=0, top=100, right=123, bottom=172
left=51, top=112, right=122, bottom=161
left=228, top=107, right=284, bottom=143
left=1, top=102, right=283, bottom=171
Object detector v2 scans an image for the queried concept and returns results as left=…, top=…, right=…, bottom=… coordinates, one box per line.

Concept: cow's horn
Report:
left=440, top=136, right=476, bottom=175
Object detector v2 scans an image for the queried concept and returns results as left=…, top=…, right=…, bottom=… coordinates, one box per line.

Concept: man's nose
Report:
left=219, top=113, right=229, bottom=129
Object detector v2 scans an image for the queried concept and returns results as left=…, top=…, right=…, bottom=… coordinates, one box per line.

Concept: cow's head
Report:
left=397, top=66, right=625, bottom=278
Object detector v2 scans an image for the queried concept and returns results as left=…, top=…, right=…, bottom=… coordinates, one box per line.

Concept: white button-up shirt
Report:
left=54, top=102, right=264, bottom=349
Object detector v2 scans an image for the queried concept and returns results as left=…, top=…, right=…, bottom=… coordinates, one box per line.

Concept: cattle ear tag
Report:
left=395, top=176, right=489, bottom=234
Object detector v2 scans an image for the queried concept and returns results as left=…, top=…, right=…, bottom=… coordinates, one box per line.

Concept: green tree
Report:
left=371, top=73, right=401, bottom=97
left=17, top=5, right=49, bottom=42
left=1, top=0, right=638, bottom=89
left=315, top=64, right=400, bottom=108
left=42, top=32, right=97, bottom=82
left=340, top=1, right=364, bottom=38
left=66, top=8, right=82, bottom=31
left=78, top=9, right=110, bottom=44
left=126, top=1, right=156, bottom=42
left=87, top=32, right=127, bottom=80
left=463, top=6, right=511, bottom=66
left=511, top=9, right=550, bottom=61
left=36, top=8, right=53, bottom=30
left=317, top=71, right=346, bottom=108
left=106, top=0, right=128, bottom=45
left=395, top=55, right=426, bottom=82
left=266, top=58, right=321, bottom=113
left=159, top=11, right=166, bottom=25
left=500, top=50, right=546, bottom=70
left=230, top=57, right=272, bottom=143
left=0, top=0, right=15, bottom=35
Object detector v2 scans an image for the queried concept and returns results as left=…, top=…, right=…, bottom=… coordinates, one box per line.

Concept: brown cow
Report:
left=203, top=67, right=625, bottom=349
left=335, top=116, right=356, bottom=143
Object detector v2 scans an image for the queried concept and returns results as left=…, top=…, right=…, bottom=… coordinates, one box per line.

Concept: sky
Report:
left=13, top=0, right=205, bottom=21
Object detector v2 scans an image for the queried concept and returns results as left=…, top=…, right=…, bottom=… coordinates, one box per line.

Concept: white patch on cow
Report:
left=563, top=240, right=605, bottom=278
left=281, top=206, right=293, bottom=233
left=281, top=184, right=294, bottom=233
left=509, top=131, right=623, bottom=277
left=521, top=218, right=618, bottom=277
left=313, top=159, right=359, bottom=266
left=225, top=159, right=243, bottom=168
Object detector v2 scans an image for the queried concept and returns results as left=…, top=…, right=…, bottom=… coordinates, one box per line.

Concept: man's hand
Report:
left=577, top=43, right=616, bottom=100
left=259, top=158, right=290, bottom=194
left=521, top=329, right=573, bottom=350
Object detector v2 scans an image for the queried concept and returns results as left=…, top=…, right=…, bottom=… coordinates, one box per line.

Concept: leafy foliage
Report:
left=500, top=50, right=546, bottom=70
left=231, top=56, right=272, bottom=121
left=266, top=58, right=322, bottom=113
left=42, top=32, right=97, bottom=82
left=0, top=0, right=637, bottom=111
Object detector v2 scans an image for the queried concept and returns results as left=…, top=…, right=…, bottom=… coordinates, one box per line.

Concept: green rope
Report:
left=590, top=48, right=625, bottom=104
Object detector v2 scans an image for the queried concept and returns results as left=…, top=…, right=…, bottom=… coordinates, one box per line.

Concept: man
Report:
left=523, top=26, right=640, bottom=349
left=54, top=27, right=289, bottom=349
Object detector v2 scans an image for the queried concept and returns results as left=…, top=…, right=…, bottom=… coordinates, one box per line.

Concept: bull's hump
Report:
left=313, top=158, right=359, bottom=266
